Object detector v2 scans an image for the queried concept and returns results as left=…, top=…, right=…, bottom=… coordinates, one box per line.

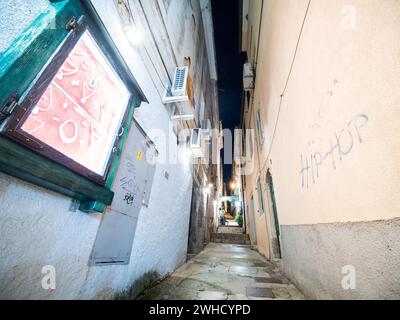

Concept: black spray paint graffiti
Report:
left=119, top=160, right=139, bottom=206
left=300, top=114, right=369, bottom=189
left=120, top=176, right=135, bottom=193
left=123, top=192, right=135, bottom=206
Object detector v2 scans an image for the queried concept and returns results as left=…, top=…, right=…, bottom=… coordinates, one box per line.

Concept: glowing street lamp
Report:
left=124, top=24, right=144, bottom=46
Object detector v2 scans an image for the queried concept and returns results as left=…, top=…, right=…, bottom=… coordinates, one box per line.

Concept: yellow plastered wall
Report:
left=246, top=0, right=400, bottom=228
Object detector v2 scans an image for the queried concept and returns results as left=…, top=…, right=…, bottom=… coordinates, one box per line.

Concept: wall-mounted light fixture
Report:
left=124, top=24, right=144, bottom=46
left=114, top=0, right=144, bottom=46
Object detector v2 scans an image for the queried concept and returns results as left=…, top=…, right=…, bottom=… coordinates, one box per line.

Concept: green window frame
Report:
left=0, top=0, right=147, bottom=213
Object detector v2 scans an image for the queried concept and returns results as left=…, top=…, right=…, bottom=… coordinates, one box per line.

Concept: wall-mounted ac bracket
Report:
left=171, top=114, right=195, bottom=121
left=162, top=85, right=189, bottom=104
left=163, top=84, right=195, bottom=119
left=169, top=104, right=195, bottom=122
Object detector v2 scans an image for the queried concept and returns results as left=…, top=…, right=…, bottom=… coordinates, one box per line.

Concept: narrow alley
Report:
left=139, top=242, right=305, bottom=300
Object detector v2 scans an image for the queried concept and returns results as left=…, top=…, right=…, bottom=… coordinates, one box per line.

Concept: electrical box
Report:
left=243, top=62, right=254, bottom=91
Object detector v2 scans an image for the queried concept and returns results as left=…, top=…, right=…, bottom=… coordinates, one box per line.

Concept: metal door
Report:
left=90, top=120, right=158, bottom=265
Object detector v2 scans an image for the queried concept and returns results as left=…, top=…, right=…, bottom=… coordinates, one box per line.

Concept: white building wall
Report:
left=0, top=0, right=197, bottom=299
left=0, top=0, right=48, bottom=53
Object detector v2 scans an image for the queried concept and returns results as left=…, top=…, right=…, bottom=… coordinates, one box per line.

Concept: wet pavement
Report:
left=139, top=243, right=306, bottom=300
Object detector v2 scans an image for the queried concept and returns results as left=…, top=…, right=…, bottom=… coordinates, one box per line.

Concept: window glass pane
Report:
left=256, top=109, right=264, bottom=145
left=248, top=129, right=254, bottom=159
left=257, top=178, right=264, bottom=214
left=20, top=31, right=130, bottom=176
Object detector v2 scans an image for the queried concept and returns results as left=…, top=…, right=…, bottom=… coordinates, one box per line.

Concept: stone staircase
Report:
left=211, top=226, right=251, bottom=245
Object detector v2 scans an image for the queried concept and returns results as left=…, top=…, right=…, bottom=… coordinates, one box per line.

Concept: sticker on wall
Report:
left=136, top=151, right=143, bottom=161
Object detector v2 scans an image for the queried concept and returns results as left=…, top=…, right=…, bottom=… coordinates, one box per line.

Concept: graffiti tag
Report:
left=300, top=114, right=369, bottom=189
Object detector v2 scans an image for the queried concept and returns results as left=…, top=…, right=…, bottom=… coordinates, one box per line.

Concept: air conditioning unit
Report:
left=162, top=66, right=195, bottom=118
left=172, top=67, right=189, bottom=96
left=190, top=128, right=204, bottom=158
left=243, top=62, right=254, bottom=91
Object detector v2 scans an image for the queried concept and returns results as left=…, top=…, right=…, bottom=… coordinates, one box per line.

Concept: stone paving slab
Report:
left=246, top=287, right=275, bottom=298
left=196, top=291, right=228, bottom=300
left=254, top=276, right=284, bottom=284
left=139, top=243, right=306, bottom=300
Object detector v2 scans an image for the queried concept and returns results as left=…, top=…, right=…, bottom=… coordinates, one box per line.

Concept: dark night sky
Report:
left=211, top=0, right=247, bottom=184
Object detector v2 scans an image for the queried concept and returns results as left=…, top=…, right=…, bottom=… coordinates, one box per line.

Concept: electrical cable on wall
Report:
left=265, top=0, right=312, bottom=163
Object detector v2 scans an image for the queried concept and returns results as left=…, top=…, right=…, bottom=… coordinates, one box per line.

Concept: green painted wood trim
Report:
left=0, top=136, right=114, bottom=205
left=0, top=1, right=74, bottom=109
left=79, top=201, right=107, bottom=214
left=79, top=97, right=140, bottom=213
left=106, top=97, right=141, bottom=189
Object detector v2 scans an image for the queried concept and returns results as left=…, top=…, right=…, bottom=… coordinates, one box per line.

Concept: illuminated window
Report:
left=3, top=19, right=136, bottom=185
left=20, top=31, right=130, bottom=177
left=256, top=177, right=264, bottom=215
left=256, top=109, right=264, bottom=146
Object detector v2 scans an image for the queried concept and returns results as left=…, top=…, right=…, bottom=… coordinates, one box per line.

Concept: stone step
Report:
left=217, top=226, right=243, bottom=234
left=211, top=233, right=251, bottom=245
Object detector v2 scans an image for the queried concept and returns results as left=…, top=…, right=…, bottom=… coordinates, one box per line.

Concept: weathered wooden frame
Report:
left=0, top=0, right=147, bottom=213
